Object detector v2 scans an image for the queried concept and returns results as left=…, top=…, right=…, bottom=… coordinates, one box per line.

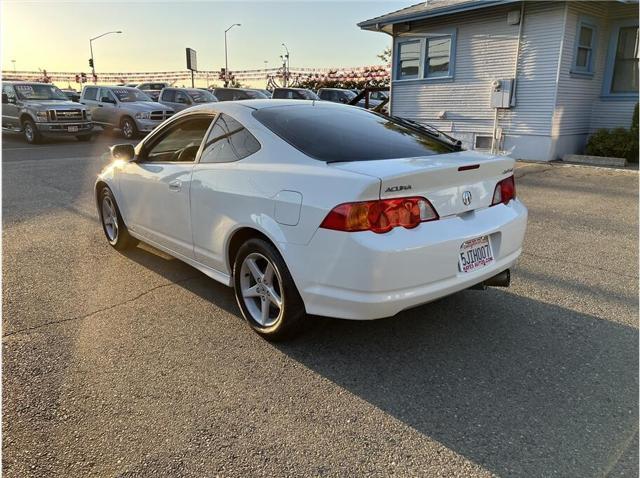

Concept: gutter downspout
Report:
left=492, top=0, right=525, bottom=154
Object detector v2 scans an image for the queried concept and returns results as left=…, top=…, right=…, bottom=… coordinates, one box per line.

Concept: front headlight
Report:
left=135, top=111, right=151, bottom=120
left=35, top=111, right=49, bottom=122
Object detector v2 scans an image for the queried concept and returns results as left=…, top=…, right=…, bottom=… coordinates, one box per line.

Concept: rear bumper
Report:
left=283, top=199, right=528, bottom=320
left=36, top=122, right=93, bottom=134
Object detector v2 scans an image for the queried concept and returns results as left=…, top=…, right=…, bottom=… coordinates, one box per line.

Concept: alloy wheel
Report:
left=239, top=252, right=284, bottom=327
left=122, top=120, right=133, bottom=138
left=101, top=195, right=119, bottom=242
left=24, top=123, right=34, bottom=142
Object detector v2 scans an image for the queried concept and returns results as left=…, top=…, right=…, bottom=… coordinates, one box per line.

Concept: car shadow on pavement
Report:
left=122, top=244, right=638, bottom=477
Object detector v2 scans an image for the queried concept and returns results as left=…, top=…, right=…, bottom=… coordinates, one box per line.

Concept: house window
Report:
left=394, top=29, right=457, bottom=82
left=603, top=21, right=639, bottom=97
left=573, top=20, right=596, bottom=74
left=397, top=41, right=420, bottom=80
left=474, top=135, right=492, bottom=150
left=425, top=36, right=452, bottom=78
left=611, top=26, right=639, bottom=93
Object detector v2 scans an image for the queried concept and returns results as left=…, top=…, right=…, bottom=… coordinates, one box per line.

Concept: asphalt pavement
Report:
left=2, top=130, right=638, bottom=477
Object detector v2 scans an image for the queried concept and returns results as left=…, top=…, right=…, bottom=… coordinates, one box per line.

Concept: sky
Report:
left=1, top=0, right=408, bottom=73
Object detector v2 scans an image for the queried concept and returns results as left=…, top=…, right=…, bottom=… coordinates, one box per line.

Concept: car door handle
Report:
left=97, top=104, right=103, bottom=107
left=168, top=180, right=182, bottom=192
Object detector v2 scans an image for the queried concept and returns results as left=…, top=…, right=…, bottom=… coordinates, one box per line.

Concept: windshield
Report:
left=14, top=84, right=68, bottom=101
left=111, top=88, right=152, bottom=102
left=187, top=89, right=216, bottom=103
left=253, top=104, right=455, bottom=163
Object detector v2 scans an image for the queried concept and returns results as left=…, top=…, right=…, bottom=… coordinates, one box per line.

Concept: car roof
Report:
left=4, top=81, right=52, bottom=86
left=184, top=99, right=345, bottom=115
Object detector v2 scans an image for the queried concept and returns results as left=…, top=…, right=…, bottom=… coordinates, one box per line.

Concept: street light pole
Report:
left=89, top=30, right=122, bottom=84
left=281, top=43, right=290, bottom=87
left=224, top=23, right=241, bottom=87
left=11, top=60, right=16, bottom=73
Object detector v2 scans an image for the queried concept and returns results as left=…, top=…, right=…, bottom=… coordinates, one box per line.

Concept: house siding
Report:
left=390, top=2, right=565, bottom=159
left=553, top=1, right=637, bottom=154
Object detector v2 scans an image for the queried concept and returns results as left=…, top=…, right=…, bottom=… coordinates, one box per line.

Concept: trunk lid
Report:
left=332, top=151, right=515, bottom=217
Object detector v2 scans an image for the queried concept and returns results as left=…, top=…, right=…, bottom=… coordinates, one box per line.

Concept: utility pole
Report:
left=89, top=30, right=122, bottom=84
left=224, top=23, right=241, bottom=87
left=281, top=43, right=290, bottom=87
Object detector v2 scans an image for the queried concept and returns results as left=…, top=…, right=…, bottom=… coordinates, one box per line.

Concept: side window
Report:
left=573, top=18, right=597, bottom=74
left=83, top=86, right=99, bottom=101
left=215, top=89, right=232, bottom=101
left=143, top=116, right=213, bottom=163
left=162, top=89, right=176, bottom=102
left=3, top=85, right=16, bottom=101
left=175, top=91, right=190, bottom=104
left=99, top=88, right=116, bottom=103
left=200, top=113, right=261, bottom=163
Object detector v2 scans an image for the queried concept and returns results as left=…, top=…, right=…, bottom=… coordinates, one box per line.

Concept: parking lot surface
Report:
left=2, top=132, right=638, bottom=477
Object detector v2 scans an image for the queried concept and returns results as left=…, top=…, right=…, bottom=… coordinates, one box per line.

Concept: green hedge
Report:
left=585, top=103, right=639, bottom=163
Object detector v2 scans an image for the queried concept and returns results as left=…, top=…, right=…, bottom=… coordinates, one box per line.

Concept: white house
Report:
left=359, top=0, right=639, bottom=161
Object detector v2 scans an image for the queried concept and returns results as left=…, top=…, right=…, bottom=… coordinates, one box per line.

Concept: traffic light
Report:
left=89, top=58, right=94, bottom=68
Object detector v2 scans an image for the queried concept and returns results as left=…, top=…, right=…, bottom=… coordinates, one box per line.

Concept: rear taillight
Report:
left=320, top=196, right=439, bottom=234
left=491, top=175, right=516, bottom=206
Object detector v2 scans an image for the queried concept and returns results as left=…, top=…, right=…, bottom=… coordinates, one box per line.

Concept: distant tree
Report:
left=377, top=47, right=392, bottom=64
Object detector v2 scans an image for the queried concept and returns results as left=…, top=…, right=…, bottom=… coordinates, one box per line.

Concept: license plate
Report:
left=67, top=125, right=79, bottom=132
left=459, top=236, right=494, bottom=273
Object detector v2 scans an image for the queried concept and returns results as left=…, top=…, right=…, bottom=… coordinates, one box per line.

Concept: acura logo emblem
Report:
left=462, top=191, right=472, bottom=206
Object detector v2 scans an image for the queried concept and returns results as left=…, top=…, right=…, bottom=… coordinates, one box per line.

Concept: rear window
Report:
left=252, top=104, right=454, bottom=162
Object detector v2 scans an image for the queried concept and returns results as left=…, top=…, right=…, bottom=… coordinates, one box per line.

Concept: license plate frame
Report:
left=459, top=235, right=495, bottom=273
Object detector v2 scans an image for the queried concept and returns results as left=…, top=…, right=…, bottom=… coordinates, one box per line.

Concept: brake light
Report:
left=320, top=196, right=439, bottom=234
left=491, top=175, right=516, bottom=206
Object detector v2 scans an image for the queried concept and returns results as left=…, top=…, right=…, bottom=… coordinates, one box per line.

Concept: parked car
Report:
left=2, top=81, right=93, bottom=143
left=158, top=87, right=217, bottom=112
left=134, top=82, right=170, bottom=101
left=318, top=88, right=384, bottom=109
left=61, top=88, right=81, bottom=103
left=95, top=100, right=527, bottom=340
left=212, top=88, right=269, bottom=101
left=317, top=88, right=358, bottom=104
left=80, top=85, right=173, bottom=139
left=271, top=88, right=319, bottom=100
left=256, top=89, right=272, bottom=98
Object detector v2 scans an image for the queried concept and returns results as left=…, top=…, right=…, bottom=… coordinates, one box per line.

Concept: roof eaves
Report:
left=358, top=0, right=520, bottom=30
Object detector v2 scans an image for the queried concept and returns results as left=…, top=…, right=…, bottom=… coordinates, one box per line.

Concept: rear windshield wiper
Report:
left=391, top=116, right=462, bottom=150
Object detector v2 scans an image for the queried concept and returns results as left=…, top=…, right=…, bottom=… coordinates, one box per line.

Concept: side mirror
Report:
left=101, top=96, right=115, bottom=104
left=2, top=93, right=8, bottom=104
left=110, top=143, right=135, bottom=162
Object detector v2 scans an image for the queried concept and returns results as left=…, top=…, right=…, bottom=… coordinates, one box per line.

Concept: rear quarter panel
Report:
left=189, top=114, right=381, bottom=274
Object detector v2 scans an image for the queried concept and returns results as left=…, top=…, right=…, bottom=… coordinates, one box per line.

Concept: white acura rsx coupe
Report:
left=96, top=99, right=527, bottom=340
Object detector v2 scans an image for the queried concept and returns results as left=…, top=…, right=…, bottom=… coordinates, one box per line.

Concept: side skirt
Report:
left=128, top=230, right=233, bottom=287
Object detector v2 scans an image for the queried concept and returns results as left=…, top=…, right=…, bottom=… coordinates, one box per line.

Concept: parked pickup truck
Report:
left=2, top=82, right=93, bottom=144
left=81, top=86, right=174, bottom=139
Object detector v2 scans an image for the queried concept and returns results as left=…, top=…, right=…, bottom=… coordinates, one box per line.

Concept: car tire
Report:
left=120, top=116, right=138, bottom=139
left=22, top=119, right=41, bottom=144
left=233, top=238, right=306, bottom=341
left=98, top=186, right=138, bottom=250
left=76, top=134, right=92, bottom=142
